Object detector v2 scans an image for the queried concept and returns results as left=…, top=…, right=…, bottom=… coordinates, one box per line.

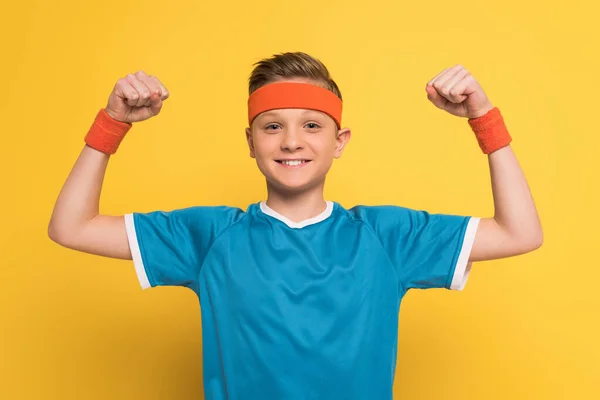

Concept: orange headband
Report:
left=248, top=82, right=343, bottom=129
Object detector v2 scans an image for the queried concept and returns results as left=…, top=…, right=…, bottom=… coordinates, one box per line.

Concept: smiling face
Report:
left=245, top=79, right=351, bottom=195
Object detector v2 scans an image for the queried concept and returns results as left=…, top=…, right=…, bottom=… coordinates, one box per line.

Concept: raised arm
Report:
left=48, top=71, right=170, bottom=260
left=468, top=145, right=542, bottom=262
left=48, top=145, right=131, bottom=259
left=425, top=65, right=543, bottom=263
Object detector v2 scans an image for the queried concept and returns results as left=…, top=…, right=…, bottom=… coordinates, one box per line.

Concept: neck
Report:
left=265, top=182, right=328, bottom=223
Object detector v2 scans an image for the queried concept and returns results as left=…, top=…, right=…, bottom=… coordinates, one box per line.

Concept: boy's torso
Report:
left=196, top=202, right=402, bottom=399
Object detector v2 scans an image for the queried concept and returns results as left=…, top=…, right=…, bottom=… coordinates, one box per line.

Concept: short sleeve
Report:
left=124, top=206, right=245, bottom=290
left=353, top=206, right=480, bottom=292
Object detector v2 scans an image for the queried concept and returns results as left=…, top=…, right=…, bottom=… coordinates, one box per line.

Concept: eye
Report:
left=265, top=123, right=281, bottom=131
left=305, top=122, right=321, bottom=130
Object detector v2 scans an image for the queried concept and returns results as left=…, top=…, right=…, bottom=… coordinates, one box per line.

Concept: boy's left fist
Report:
left=426, top=65, right=494, bottom=119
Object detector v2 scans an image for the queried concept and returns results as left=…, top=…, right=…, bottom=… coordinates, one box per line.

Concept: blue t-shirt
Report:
left=124, top=201, right=479, bottom=399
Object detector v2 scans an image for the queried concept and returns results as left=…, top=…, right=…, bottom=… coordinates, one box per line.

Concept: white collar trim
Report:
left=259, top=201, right=334, bottom=229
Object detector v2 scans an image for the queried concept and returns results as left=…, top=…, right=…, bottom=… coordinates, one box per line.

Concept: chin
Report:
left=266, top=176, right=325, bottom=195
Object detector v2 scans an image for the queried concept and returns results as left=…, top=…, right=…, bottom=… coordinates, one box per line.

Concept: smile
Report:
left=275, top=159, right=311, bottom=167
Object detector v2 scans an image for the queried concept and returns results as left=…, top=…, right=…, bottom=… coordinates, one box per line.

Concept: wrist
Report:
left=104, top=108, right=127, bottom=123
left=84, top=109, right=132, bottom=155
left=468, top=107, right=512, bottom=154
left=469, top=103, right=494, bottom=119
left=104, top=108, right=118, bottom=121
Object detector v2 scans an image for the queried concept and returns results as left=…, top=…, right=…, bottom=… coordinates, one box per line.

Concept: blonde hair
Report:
left=248, top=52, right=342, bottom=100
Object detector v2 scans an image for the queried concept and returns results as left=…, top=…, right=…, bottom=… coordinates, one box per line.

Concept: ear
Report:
left=246, top=127, right=255, bottom=158
left=334, top=127, right=351, bottom=159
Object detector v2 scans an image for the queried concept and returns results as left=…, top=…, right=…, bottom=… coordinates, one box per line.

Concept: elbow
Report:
left=48, top=221, right=75, bottom=247
left=500, top=216, right=543, bottom=255
left=498, top=223, right=543, bottom=257
left=527, top=233, right=543, bottom=252
left=518, top=228, right=544, bottom=254
left=529, top=219, right=544, bottom=251
left=48, top=222, right=65, bottom=245
left=533, top=228, right=544, bottom=250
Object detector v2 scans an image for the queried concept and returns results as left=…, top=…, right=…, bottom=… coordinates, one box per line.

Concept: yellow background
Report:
left=1, top=0, right=598, bottom=398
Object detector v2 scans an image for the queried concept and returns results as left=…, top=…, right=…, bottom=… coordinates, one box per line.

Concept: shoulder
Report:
left=133, top=204, right=251, bottom=234
left=139, top=204, right=246, bottom=219
left=174, top=204, right=247, bottom=218
left=340, top=203, right=417, bottom=222
left=333, top=203, right=420, bottom=231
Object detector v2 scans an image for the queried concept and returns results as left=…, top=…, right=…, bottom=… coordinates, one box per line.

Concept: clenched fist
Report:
left=425, top=65, right=493, bottom=119
left=105, top=71, right=170, bottom=123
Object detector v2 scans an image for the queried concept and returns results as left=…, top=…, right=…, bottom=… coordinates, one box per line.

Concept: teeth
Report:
left=282, top=160, right=305, bottom=166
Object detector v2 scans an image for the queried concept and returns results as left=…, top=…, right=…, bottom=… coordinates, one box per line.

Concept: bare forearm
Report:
left=48, top=145, right=109, bottom=239
left=488, top=145, right=543, bottom=247
left=48, top=142, right=132, bottom=260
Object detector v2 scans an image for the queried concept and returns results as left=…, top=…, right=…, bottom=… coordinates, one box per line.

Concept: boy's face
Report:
left=245, top=78, right=351, bottom=194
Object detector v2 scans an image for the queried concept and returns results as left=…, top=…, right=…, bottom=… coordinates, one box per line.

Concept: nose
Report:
left=280, top=128, right=303, bottom=152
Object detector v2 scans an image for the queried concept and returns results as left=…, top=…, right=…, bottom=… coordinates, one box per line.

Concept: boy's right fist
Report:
left=105, top=71, right=170, bottom=123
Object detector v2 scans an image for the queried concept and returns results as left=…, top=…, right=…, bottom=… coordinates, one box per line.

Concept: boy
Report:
left=48, top=52, right=542, bottom=399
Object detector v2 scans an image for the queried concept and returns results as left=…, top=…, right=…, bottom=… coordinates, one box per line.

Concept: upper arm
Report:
left=48, top=214, right=132, bottom=260
left=469, top=217, right=543, bottom=262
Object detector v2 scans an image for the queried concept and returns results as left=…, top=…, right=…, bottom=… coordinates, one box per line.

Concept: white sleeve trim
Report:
left=449, top=217, right=481, bottom=291
left=124, top=214, right=152, bottom=290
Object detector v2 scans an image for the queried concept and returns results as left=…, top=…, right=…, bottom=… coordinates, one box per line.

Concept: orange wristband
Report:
left=468, top=107, right=512, bottom=154
left=84, top=109, right=132, bottom=155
